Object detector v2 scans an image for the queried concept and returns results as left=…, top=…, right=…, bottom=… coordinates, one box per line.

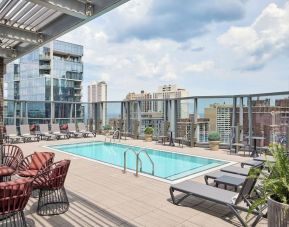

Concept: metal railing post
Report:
left=248, top=96, right=253, bottom=152
left=136, top=154, right=139, bottom=177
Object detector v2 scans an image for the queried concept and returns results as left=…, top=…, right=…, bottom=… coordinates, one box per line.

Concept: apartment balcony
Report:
left=13, top=74, right=20, bottom=81
left=39, top=55, right=51, bottom=61
left=74, top=85, right=82, bottom=89
left=39, top=64, right=51, bottom=70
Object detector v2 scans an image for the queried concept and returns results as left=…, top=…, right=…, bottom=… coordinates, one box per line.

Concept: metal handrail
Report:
left=136, top=149, right=154, bottom=176
left=104, top=134, right=110, bottom=142
left=104, top=130, right=121, bottom=143
left=123, top=148, right=142, bottom=175
left=112, top=130, right=121, bottom=142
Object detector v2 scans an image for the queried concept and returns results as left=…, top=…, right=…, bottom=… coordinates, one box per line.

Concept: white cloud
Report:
left=218, top=2, right=289, bottom=70
left=58, top=0, right=289, bottom=100
left=60, top=26, right=215, bottom=99
left=185, top=61, right=215, bottom=73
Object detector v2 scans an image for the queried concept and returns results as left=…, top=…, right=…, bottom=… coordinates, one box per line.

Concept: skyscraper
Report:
left=88, top=81, right=107, bottom=102
left=153, top=85, right=189, bottom=119
left=4, top=40, right=83, bottom=124
left=204, top=104, right=232, bottom=143
left=88, top=81, right=107, bottom=125
left=124, top=85, right=189, bottom=136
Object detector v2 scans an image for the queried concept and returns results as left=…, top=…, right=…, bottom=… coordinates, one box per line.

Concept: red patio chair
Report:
left=0, top=145, right=24, bottom=181
left=33, top=160, right=71, bottom=215
left=0, top=178, right=33, bottom=226
left=17, top=152, right=55, bottom=178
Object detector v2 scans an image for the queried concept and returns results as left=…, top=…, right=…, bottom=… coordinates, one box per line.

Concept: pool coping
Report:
left=44, top=141, right=237, bottom=184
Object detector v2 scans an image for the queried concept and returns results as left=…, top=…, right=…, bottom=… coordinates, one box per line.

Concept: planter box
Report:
left=209, top=141, right=220, bottom=151
left=144, top=134, right=153, bottom=142
left=268, top=197, right=289, bottom=227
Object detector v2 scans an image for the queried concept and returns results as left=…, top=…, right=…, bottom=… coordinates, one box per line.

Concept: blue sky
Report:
left=60, top=0, right=289, bottom=101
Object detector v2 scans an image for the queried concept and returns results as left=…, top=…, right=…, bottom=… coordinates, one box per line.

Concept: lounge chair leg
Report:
left=227, top=205, right=248, bottom=227
left=170, top=187, right=191, bottom=205
left=170, top=187, right=176, bottom=204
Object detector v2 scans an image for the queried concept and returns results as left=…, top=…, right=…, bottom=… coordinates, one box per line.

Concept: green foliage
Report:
left=144, top=127, right=154, bottom=135
left=208, top=131, right=220, bottom=141
left=248, top=144, right=289, bottom=218
left=103, top=124, right=112, bottom=130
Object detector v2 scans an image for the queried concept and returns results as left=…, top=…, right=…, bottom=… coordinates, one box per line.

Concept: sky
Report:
left=59, top=0, right=289, bottom=101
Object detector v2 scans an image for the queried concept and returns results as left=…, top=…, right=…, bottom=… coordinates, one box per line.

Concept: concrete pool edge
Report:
left=44, top=141, right=237, bottom=184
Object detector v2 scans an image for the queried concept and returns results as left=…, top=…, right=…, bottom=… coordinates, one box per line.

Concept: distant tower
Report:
left=88, top=81, right=107, bottom=126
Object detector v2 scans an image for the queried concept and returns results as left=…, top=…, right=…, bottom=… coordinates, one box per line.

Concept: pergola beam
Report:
left=26, top=0, right=92, bottom=20
left=0, top=24, right=43, bottom=44
left=0, top=47, right=16, bottom=58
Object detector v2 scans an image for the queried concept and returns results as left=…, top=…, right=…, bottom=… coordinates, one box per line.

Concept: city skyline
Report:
left=59, top=0, right=289, bottom=101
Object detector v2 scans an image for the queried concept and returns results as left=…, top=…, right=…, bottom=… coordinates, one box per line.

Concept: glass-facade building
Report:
left=4, top=40, right=83, bottom=125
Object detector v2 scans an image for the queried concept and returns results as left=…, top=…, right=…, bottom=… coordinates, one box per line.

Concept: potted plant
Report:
left=144, top=127, right=154, bottom=142
left=248, top=144, right=289, bottom=227
left=208, top=131, right=220, bottom=151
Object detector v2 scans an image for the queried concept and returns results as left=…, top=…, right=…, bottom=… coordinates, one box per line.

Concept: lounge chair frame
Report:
left=170, top=167, right=265, bottom=227
left=4, top=125, right=24, bottom=143
left=37, top=124, right=58, bottom=140
left=77, top=123, right=96, bottom=137
left=20, top=124, right=40, bottom=142
left=50, top=124, right=69, bottom=139
left=67, top=123, right=83, bottom=138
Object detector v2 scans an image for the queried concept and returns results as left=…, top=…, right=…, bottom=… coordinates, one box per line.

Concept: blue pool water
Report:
left=49, top=142, right=228, bottom=181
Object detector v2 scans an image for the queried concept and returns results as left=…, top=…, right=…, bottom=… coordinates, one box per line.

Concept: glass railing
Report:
left=3, top=91, right=289, bottom=148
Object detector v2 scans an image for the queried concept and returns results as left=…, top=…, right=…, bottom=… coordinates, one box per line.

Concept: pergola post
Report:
left=0, top=58, right=4, bottom=145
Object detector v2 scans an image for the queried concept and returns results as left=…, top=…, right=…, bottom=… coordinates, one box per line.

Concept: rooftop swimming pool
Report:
left=49, top=142, right=230, bottom=182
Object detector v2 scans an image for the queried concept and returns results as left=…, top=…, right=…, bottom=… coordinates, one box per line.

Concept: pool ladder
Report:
left=123, top=148, right=154, bottom=176
left=105, top=130, right=121, bottom=143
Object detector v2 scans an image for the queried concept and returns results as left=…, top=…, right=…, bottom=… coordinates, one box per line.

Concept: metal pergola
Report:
left=0, top=0, right=129, bottom=144
left=0, top=0, right=129, bottom=63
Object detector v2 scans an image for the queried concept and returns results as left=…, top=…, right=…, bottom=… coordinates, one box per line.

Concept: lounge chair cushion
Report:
left=205, top=171, right=246, bottom=180
left=0, top=178, right=32, bottom=210
left=0, top=177, right=32, bottom=189
left=221, top=166, right=250, bottom=176
left=171, top=181, right=237, bottom=204
left=18, top=169, right=39, bottom=177
left=28, top=152, right=52, bottom=170
left=0, top=166, right=15, bottom=176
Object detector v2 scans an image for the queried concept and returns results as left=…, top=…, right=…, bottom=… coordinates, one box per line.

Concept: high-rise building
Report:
left=87, top=81, right=108, bottom=126
left=153, top=85, right=189, bottom=119
left=124, top=85, right=189, bottom=136
left=88, top=81, right=107, bottom=102
left=204, top=104, right=232, bottom=143
left=4, top=40, right=83, bottom=124
left=125, top=90, right=152, bottom=112
left=240, top=97, right=289, bottom=146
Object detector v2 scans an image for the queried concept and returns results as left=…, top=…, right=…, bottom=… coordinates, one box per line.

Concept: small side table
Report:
left=214, top=175, right=244, bottom=191
left=158, top=136, right=168, bottom=145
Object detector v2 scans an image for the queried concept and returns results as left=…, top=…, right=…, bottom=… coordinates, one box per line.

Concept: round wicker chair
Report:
left=17, top=152, right=55, bottom=178
left=0, top=145, right=24, bottom=181
left=0, top=178, right=33, bottom=226
left=33, top=159, right=71, bottom=216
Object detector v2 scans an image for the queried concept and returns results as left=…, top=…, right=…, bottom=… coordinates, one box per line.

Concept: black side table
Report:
left=214, top=175, right=244, bottom=191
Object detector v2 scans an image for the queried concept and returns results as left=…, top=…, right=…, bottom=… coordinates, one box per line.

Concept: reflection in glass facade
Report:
left=4, top=40, right=83, bottom=124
